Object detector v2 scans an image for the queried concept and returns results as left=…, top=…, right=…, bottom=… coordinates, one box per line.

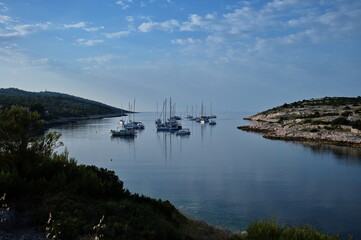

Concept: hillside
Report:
left=238, top=97, right=361, bottom=147
left=0, top=88, right=128, bottom=121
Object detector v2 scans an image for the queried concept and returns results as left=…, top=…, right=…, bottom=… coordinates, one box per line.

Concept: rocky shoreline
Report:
left=238, top=97, right=361, bottom=148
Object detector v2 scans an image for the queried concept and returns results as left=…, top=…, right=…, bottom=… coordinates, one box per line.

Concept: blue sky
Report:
left=0, top=0, right=360, bottom=112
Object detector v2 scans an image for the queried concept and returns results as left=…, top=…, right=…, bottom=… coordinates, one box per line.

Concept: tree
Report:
left=0, top=106, right=63, bottom=175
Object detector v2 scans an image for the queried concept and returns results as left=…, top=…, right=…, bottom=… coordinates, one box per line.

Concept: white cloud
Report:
left=64, top=22, right=87, bottom=28
left=116, top=0, right=133, bottom=10
left=0, top=14, right=11, bottom=23
left=0, top=2, right=8, bottom=12
left=64, top=22, right=87, bottom=29
left=205, top=14, right=215, bottom=20
left=0, top=22, right=51, bottom=41
left=64, top=22, right=105, bottom=32
left=138, top=22, right=156, bottom=32
left=126, top=16, right=134, bottom=22
left=84, top=26, right=104, bottom=32
left=138, top=19, right=179, bottom=32
left=171, top=38, right=201, bottom=45
left=0, top=44, right=50, bottom=65
left=180, top=14, right=207, bottom=31
left=159, top=19, right=179, bottom=31
left=138, top=14, right=214, bottom=33
left=77, top=54, right=118, bottom=64
left=55, top=36, right=64, bottom=41
left=265, top=0, right=298, bottom=11
left=103, top=31, right=129, bottom=39
left=0, top=44, right=27, bottom=64
left=76, top=39, right=104, bottom=46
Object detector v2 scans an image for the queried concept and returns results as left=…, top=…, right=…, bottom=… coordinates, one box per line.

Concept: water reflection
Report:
left=239, top=129, right=361, bottom=164
left=110, top=135, right=136, bottom=143
left=295, top=141, right=361, bottom=164
left=156, top=131, right=174, bottom=163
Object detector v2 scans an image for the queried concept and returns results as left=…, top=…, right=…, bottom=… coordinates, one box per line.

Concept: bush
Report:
left=243, top=220, right=341, bottom=240
left=350, top=120, right=361, bottom=130
left=331, top=117, right=349, bottom=126
left=341, top=111, right=352, bottom=117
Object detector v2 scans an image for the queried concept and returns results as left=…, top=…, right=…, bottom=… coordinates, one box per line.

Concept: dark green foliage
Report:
left=0, top=106, right=63, bottom=175
left=350, top=120, right=361, bottom=130
left=246, top=219, right=282, bottom=240
left=341, top=111, right=352, bottom=117
left=309, top=128, right=319, bottom=133
left=231, top=219, right=343, bottom=240
left=331, top=117, right=349, bottom=126
left=0, top=88, right=127, bottom=120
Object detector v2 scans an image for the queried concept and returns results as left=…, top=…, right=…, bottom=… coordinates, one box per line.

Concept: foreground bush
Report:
left=231, top=219, right=352, bottom=240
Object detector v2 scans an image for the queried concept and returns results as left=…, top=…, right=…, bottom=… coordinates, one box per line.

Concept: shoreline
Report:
left=44, top=113, right=126, bottom=127
left=238, top=120, right=361, bottom=148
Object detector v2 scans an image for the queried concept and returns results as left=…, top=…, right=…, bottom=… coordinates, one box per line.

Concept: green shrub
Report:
left=246, top=219, right=282, bottom=240
left=331, top=117, right=349, bottom=126
left=244, top=220, right=342, bottom=240
left=350, top=120, right=361, bottom=130
left=341, top=111, right=352, bottom=117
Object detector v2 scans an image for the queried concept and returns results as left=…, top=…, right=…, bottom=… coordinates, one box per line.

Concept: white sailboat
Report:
left=124, top=99, right=145, bottom=130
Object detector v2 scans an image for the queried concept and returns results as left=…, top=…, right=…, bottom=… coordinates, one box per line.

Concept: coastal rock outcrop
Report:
left=238, top=97, right=361, bottom=147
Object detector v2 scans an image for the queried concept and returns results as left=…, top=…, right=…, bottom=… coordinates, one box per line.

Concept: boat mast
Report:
left=128, top=101, right=131, bottom=123
left=133, top=98, right=135, bottom=122
left=169, top=97, right=172, bottom=118
left=164, top=99, right=167, bottom=122
left=156, top=102, right=158, bottom=120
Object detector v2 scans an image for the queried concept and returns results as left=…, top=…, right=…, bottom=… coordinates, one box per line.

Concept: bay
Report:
left=47, top=112, right=361, bottom=238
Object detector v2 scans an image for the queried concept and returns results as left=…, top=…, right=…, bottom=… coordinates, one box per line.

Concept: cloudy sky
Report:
left=0, top=0, right=360, bottom=112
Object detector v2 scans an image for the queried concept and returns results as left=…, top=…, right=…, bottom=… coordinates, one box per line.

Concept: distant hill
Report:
left=0, top=88, right=128, bottom=120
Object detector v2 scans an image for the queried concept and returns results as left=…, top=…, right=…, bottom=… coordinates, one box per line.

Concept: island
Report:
left=238, top=97, right=361, bottom=148
left=0, top=88, right=129, bottom=125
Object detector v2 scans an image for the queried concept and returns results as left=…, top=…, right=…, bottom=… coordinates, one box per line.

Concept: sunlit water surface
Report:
left=47, top=112, right=361, bottom=238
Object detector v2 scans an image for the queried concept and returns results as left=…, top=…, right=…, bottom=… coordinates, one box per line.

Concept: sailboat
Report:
left=156, top=98, right=182, bottom=131
left=155, top=102, right=162, bottom=125
left=197, top=102, right=209, bottom=124
left=111, top=128, right=136, bottom=137
left=124, top=99, right=145, bottom=130
left=208, top=102, right=216, bottom=125
left=209, top=101, right=217, bottom=119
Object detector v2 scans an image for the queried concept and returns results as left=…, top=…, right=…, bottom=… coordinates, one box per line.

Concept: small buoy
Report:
left=110, top=159, right=112, bottom=161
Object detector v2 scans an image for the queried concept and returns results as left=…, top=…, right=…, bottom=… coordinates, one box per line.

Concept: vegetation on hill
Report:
left=0, top=106, right=350, bottom=239
left=260, top=97, right=361, bottom=131
left=0, top=88, right=128, bottom=120
left=262, top=97, right=361, bottom=115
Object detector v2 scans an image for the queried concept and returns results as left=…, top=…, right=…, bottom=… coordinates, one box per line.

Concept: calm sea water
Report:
left=47, top=112, right=361, bottom=238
